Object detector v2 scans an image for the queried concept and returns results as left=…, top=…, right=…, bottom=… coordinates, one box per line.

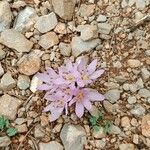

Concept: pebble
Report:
left=89, top=105, right=100, bottom=118
left=133, top=134, right=139, bottom=144
left=34, top=125, right=45, bottom=138
left=93, top=127, right=106, bottom=138
left=52, top=0, right=75, bottom=20
left=14, top=7, right=37, bottom=33
left=98, top=23, right=113, bottom=35
left=40, top=115, right=49, bottom=127
left=127, top=59, right=141, bottom=68
left=119, top=143, right=135, bottom=150
left=52, top=124, right=62, bottom=133
left=38, top=32, right=59, bottom=49
left=59, top=42, right=71, bottom=56
left=54, top=22, right=67, bottom=34
left=105, top=89, right=121, bottom=103
left=130, top=104, right=145, bottom=117
left=0, top=136, right=11, bottom=147
left=71, top=36, right=100, bottom=57
left=0, top=63, right=4, bottom=77
left=141, top=115, right=150, bottom=137
left=136, top=0, right=146, bottom=10
left=0, top=72, right=16, bottom=91
left=35, top=12, right=58, bottom=33
left=39, top=141, right=63, bottom=150
left=0, top=94, right=22, bottom=120
left=127, top=96, right=137, bottom=104
left=0, top=49, right=6, bottom=60
left=141, top=68, right=150, bottom=80
left=0, top=1, right=13, bottom=32
left=16, top=124, right=28, bottom=133
left=15, top=118, right=27, bottom=125
left=121, top=116, right=130, bottom=128
left=110, top=125, right=121, bottom=135
left=30, top=76, right=42, bottom=93
left=138, top=88, right=150, bottom=98
left=79, top=4, right=95, bottom=17
left=18, top=54, right=41, bottom=76
left=103, top=101, right=117, bottom=114
left=60, top=124, right=86, bottom=150
left=145, top=50, right=150, bottom=56
left=0, top=29, right=33, bottom=53
left=95, top=139, right=106, bottom=148
left=17, top=75, right=30, bottom=90
left=97, top=14, right=107, bottom=22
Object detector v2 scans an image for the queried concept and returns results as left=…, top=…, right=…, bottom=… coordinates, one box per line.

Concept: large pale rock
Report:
left=14, top=7, right=37, bottom=33
left=0, top=94, right=22, bottom=120
left=52, top=0, right=75, bottom=20
left=0, top=1, right=13, bottom=32
left=71, top=37, right=100, bottom=57
left=0, top=29, right=33, bottom=53
left=60, top=124, right=86, bottom=150
left=35, top=12, right=58, bottom=33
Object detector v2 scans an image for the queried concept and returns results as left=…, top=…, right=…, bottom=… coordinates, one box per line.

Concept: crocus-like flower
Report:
left=76, top=58, right=105, bottom=87
left=69, top=88, right=105, bottom=118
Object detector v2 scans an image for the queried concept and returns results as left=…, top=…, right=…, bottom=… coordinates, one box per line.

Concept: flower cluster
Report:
left=36, top=58, right=105, bottom=122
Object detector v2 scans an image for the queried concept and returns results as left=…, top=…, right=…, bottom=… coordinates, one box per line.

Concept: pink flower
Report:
left=77, top=58, right=104, bottom=87
left=69, top=88, right=105, bottom=118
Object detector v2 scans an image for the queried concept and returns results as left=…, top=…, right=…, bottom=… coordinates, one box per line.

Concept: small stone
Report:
left=30, top=76, right=42, bottom=93
left=89, top=105, right=100, bottom=118
left=135, top=78, right=144, bottom=90
left=0, top=72, right=16, bottom=91
left=0, top=136, right=11, bottom=147
left=52, top=124, right=62, bottom=133
left=15, top=118, right=26, bottom=125
left=133, top=134, right=139, bottom=144
left=123, top=83, right=130, bottom=91
left=18, top=54, right=41, bottom=76
left=40, top=115, right=49, bottom=127
left=110, top=125, right=121, bottom=135
left=141, top=68, right=150, bottom=80
left=119, top=143, right=135, bottom=150
left=0, top=1, right=13, bottom=32
left=12, top=1, right=26, bottom=9
left=103, top=101, right=117, bottom=114
left=77, top=25, right=98, bottom=41
left=127, top=59, right=141, bottom=68
left=34, top=125, right=45, bottom=138
left=0, top=29, right=33, bottom=53
left=136, top=0, right=146, bottom=10
left=105, top=89, right=121, bottom=103
left=138, top=88, right=150, bottom=98
left=0, top=49, right=6, bottom=60
left=54, top=22, right=67, bottom=34
left=71, top=36, right=100, bottom=57
left=145, top=50, right=150, bottom=56
left=0, top=94, right=22, bottom=120
left=98, top=23, right=113, bottom=34
left=93, top=127, right=106, bottom=138
left=60, top=124, right=86, bottom=150
left=52, top=0, right=75, bottom=20
left=130, top=104, right=145, bottom=117
left=59, top=42, right=71, bottom=56
left=79, top=4, right=95, bottom=17
left=121, top=116, right=130, bottom=128
left=39, top=141, right=63, bottom=150
left=14, top=7, right=37, bottom=33
left=97, top=14, right=107, bottom=22
left=0, top=63, right=4, bottom=77
left=95, top=140, right=106, bottom=148
left=35, top=12, right=58, bottom=33
left=16, top=124, right=28, bottom=133
left=38, top=32, right=59, bottom=49
left=141, top=115, right=150, bottom=137
left=127, top=96, right=136, bottom=104
left=129, top=84, right=138, bottom=93
left=17, top=75, right=30, bottom=90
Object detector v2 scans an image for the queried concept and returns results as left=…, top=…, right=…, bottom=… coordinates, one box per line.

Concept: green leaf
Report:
left=93, top=125, right=100, bottom=132
left=103, top=120, right=112, bottom=134
left=7, top=128, right=17, bottom=137
left=0, top=116, right=9, bottom=130
left=98, top=112, right=103, bottom=120
left=89, top=116, right=98, bottom=126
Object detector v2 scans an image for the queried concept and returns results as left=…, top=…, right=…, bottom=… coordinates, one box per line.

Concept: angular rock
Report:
left=18, top=53, right=41, bottom=76
left=0, top=49, right=6, bottom=60
left=130, top=104, right=145, bottom=117
left=136, top=0, right=146, bottom=10
left=105, top=89, right=121, bottom=103
left=39, top=141, right=63, bottom=150
left=141, top=68, right=150, bottom=80
left=54, top=22, right=67, bottom=34
left=38, top=32, right=59, bottom=49
left=127, top=59, right=141, bottom=68
left=110, top=125, right=121, bottom=135
left=14, top=7, right=37, bottom=33
left=0, top=72, right=16, bottom=91
left=59, top=42, right=71, bottom=56
left=16, top=124, right=28, bottom=133
left=141, top=115, right=150, bottom=137
left=0, top=1, right=13, bottom=32
left=71, top=36, right=100, bottom=57
left=35, top=12, right=57, bottom=33
left=34, top=125, right=45, bottom=138
left=79, top=4, right=95, bottom=17
left=60, top=124, right=86, bottom=150
left=103, top=101, right=117, bottom=114
left=0, top=63, right=4, bottom=77
left=0, top=29, right=33, bottom=53
left=17, top=75, right=30, bottom=90
left=119, top=143, right=135, bottom=150
left=52, top=0, right=75, bottom=20
left=0, top=94, right=22, bottom=120
left=0, top=136, right=11, bottom=147
left=98, top=23, right=112, bottom=35
left=97, top=14, right=107, bottom=22
left=138, top=88, right=150, bottom=98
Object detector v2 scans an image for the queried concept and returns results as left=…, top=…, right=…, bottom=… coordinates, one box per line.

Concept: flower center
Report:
left=64, top=74, right=75, bottom=81
left=82, top=74, right=89, bottom=81
left=76, top=91, right=84, bottom=102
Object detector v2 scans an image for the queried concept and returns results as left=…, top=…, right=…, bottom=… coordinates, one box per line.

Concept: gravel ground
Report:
left=0, top=0, right=150, bottom=150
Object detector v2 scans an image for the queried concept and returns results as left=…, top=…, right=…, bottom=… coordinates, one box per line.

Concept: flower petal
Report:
left=87, top=59, right=97, bottom=74
left=77, top=57, right=87, bottom=72
left=82, top=99, right=92, bottom=111
left=75, top=102, right=84, bottom=118
left=36, top=72, right=50, bottom=83
left=37, top=84, right=51, bottom=90
left=53, top=78, right=67, bottom=85
left=90, top=69, right=104, bottom=80
left=49, top=111, right=61, bottom=122
left=77, top=78, right=85, bottom=87
left=47, top=67, right=58, bottom=77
